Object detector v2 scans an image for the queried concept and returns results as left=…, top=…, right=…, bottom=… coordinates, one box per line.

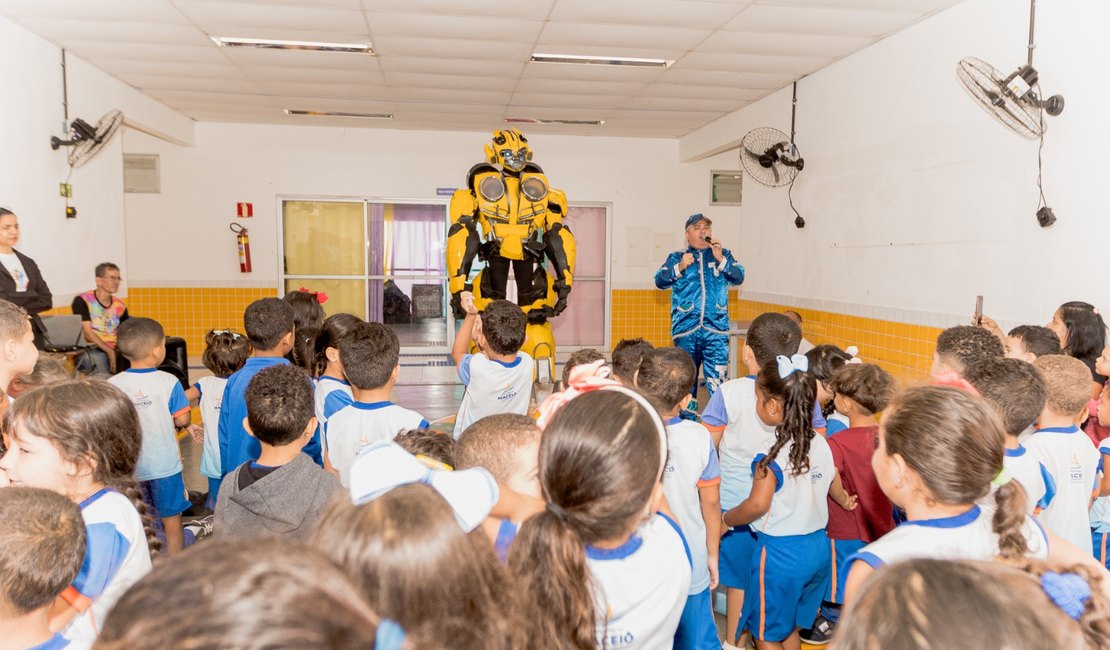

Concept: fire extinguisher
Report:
left=230, top=223, right=252, bottom=273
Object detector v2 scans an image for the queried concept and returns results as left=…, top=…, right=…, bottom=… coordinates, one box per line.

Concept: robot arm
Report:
left=543, top=189, right=575, bottom=315
left=447, top=189, right=482, bottom=318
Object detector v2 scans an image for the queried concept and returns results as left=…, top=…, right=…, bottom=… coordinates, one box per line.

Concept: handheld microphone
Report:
left=701, top=234, right=719, bottom=246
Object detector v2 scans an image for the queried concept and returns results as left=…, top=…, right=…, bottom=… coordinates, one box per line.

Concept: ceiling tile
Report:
left=656, top=68, right=798, bottom=89
left=365, top=11, right=542, bottom=42
left=106, top=60, right=248, bottom=80
left=377, top=56, right=523, bottom=78
left=12, top=18, right=210, bottom=46
left=674, top=51, right=831, bottom=74
left=510, top=93, right=629, bottom=109
left=173, top=1, right=368, bottom=34
left=142, top=89, right=281, bottom=105
left=698, top=30, right=873, bottom=57
left=125, top=75, right=262, bottom=93
left=549, top=0, right=747, bottom=29
left=393, top=102, right=506, bottom=116
left=56, top=41, right=231, bottom=64
left=255, top=80, right=389, bottom=98
left=637, top=83, right=767, bottom=101
left=538, top=21, right=712, bottom=51
left=520, top=61, right=667, bottom=83
left=752, top=0, right=958, bottom=12
left=176, top=0, right=362, bottom=8
left=239, top=64, right=384, bottom=84
left=388, top=87, right=514, bottom=104
left=0, top=0, right=183, bottom=23
left=360, top=0, right=556, bottom=21
left=723, top=4, right=923, bottom=37
left=384, top=72, right=515, bottom=92
left=624, top=96, right=746, bottom=112
left=513, top=78, right=648, bottom=96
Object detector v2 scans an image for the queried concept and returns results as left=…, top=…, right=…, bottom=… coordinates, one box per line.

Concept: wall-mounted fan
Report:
left=739, top=82, right=806, bottom=228
left=50, top=110, right=124, bottom=167
left=955, top=0, right=1060, bottom=227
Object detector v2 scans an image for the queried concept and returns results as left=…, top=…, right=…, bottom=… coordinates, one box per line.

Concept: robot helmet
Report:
left=485, top=128, right=533, bottom=172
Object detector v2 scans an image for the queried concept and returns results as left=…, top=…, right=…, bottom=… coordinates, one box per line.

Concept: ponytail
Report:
left=508, top=510, right=595, bottom=650
left=756, top=359, right=817, bottom=476
left=992, top=478, right=1030, bottom=561
left=118, top=478, right=162, bottom=561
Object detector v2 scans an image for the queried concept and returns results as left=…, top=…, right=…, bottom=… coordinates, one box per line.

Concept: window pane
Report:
left=368, top=203, right=446, bottom=277
left=283, top=201, right=365, bottom=275
left=551, top=280, right=606, bottom=347
left=285, top=279, right=367, bottom=320
left=370, top=278, right=448, bottom=348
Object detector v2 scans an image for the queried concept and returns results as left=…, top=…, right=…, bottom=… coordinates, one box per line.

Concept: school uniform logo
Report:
left=131, top=390, right=153, bottom=408
left=1070, top=454, right=1084, bottom=482
left=810, top=464, right=824, bottom=483
left=496, top=382, right=518, bottom=402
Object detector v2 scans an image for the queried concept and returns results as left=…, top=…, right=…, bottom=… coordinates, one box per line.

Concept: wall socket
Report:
left=59, top=183, right=72, bottom=198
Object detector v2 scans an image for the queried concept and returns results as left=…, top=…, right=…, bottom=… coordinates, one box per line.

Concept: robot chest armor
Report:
left=475, top=172, right=550, bottom=226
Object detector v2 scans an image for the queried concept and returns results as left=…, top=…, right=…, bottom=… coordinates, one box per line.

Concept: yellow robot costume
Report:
left=446, top=129, right=576, bottom=381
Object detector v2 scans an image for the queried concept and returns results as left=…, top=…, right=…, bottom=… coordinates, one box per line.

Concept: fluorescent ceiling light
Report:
left=530, top=53, right=672, bottom=68
left=285, top=109, right=393, bottom=119
left=505, top=117, right=604, bottom=126
left=211, top=36, right=373, bottom=54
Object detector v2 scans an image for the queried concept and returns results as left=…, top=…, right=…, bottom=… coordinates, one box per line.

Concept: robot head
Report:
left=484, top=128, right=533, bottom=172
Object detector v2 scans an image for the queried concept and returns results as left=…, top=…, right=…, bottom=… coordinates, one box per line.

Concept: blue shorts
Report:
left=142, top=473, right=191, bottom=519
left=825, top=538, right=865, bottom=605
left=742, top=530, right=831, bottom=643
left=720, top=523, right=756, bottom=591
left=674, top=588, right=720, bottom=650
left=1095, top=530, right=1110, bottom=570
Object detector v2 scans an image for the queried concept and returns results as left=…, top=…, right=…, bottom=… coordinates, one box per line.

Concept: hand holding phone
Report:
left=973, top=295, right=983, bottom=327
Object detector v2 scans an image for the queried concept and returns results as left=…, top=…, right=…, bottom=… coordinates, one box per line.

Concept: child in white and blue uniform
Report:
left=701, top=313, right=802, bottom=644
left=722, top=355, right=855, bottom=647
left=841, top=385, right=1103, bottom=607
left=635, top=347, right=722, bottom=649
left=508, top=386, right=691, bottom=649
left=184, top=329, right=249, bottom=509
left=311, top=314, right=363, bottom=470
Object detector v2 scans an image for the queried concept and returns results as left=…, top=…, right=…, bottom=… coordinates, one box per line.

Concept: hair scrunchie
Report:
left=1041, top=571, right=1091, bottom=621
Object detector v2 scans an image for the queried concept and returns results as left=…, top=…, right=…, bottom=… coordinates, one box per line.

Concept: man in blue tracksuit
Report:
left=654, top=214, right=745, bottom=415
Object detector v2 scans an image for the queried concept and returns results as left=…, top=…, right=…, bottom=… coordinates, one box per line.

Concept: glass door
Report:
left=281, top=198, right=450, bottom=352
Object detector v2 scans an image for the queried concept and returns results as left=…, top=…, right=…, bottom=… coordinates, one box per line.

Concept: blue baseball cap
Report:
left=685, top=213, right=711, bottom=229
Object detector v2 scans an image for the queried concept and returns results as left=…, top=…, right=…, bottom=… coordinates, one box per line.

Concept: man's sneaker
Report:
left=799, top=615, right=835, bottom=646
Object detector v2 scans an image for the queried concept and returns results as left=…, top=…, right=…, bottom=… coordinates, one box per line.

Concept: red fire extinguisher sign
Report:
left=230, top=223, right=252, bottom=273
left=236, top=202, right=253, bottom=217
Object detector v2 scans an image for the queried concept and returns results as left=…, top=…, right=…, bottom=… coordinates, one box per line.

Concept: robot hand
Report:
left=450, top=292, right=466, bottom=320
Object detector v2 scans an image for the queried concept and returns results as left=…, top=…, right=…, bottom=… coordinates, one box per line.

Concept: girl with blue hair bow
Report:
left=722, top=354, right=857, bottom=650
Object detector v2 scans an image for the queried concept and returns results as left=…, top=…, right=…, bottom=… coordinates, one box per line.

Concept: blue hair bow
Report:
left=1041, top=571, right=1090, bottom=620
left=374, top=619, right=405, bottom=650
left=776, top=354, right=809, bottom=379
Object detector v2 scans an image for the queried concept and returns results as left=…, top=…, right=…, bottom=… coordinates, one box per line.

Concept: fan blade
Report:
left=770, top=164, right=780, bottom=185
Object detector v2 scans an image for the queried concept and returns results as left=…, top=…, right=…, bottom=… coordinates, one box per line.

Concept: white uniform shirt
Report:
left=1002, top=444, right=1051, bottom=515
left=325, top=401, right=428, bottom=487
left=194, top=375, right=227, bottom=480
left=848, top=503, right=1049, bottom=570
left=662, top=418, right=721, bottom=594
left=453, top=352, right=534, bottom=438
left=751, top=433, right=834, bottom=536
left=1026, top=426, right=1100, bottom=553
left=702, top=377, right=777, bottom=509
left=1089, top=438, right=1110, bottom=533
left=61, top=489, right=152, bottom=648
left=314, top=375, right=353, bottom=453
left=587, top=514, right=692, bottom=650
left=108, top=369, right=189, bottom=481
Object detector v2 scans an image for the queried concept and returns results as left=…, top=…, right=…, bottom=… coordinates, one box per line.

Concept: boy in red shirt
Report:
left=801, top=362, right=896, bottom=646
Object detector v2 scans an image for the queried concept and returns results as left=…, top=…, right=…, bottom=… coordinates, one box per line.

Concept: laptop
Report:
left=40, top=314, right=88, bottom=353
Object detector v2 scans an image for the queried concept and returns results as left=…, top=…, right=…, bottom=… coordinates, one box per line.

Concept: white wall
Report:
left=681, top=0, right=1110, bottom=330
left=0, top=13, right=193, bottom=304
left=123, top=124, right=735, bottom=288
